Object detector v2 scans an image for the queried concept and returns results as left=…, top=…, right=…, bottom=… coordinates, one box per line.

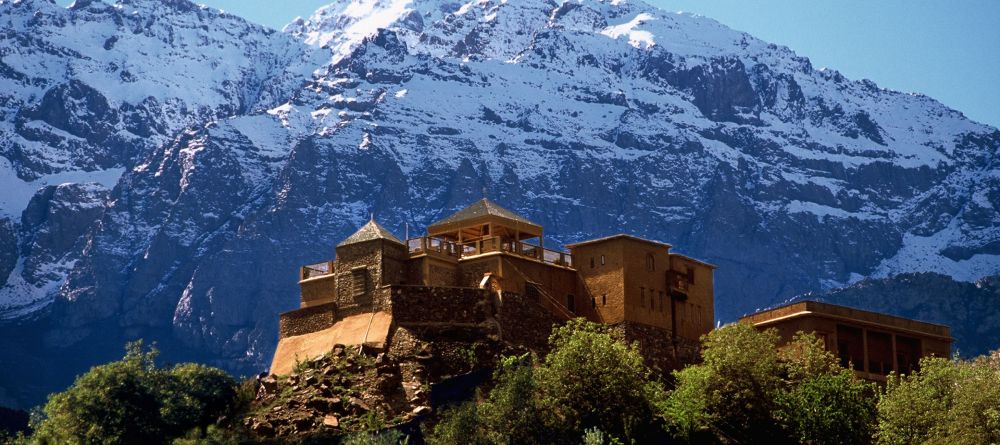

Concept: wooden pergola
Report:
left=426, top=198, right=544, bottom=248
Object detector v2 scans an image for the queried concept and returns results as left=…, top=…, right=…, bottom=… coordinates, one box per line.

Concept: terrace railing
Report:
left=301, top=261, right=334, bottom=280
left=449, top=236, right=573, bottom=268
left=407, top=236, right=461, bottom=257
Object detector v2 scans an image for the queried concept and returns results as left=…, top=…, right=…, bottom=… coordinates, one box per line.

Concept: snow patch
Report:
left=600, top=13, right=656, bottom=49
left=0, top=158, right=123, bottom=218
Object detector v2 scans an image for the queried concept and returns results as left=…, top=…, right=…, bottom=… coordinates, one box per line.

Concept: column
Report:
left=862, top=328, right=869, bottom=374
left=891, top=333, right=898, bottom=373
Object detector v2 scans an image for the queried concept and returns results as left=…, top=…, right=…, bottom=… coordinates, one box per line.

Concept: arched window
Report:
left=646, top=253, right=655, bottom=271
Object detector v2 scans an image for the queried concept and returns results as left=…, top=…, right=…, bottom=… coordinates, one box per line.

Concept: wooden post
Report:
left=862, top=328, right=869, bottom=374
left=891, top=333, right=898, bottom=373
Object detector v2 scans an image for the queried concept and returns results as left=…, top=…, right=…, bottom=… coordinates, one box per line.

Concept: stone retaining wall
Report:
left=388, top=285, right=494, bottom=325
left=496, top=292, right=565, bottom=352
left=611, top=321, right=702, bottom=373
left=278, top=302, right=338, bottom=339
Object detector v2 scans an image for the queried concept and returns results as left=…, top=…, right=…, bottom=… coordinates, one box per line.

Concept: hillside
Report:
left=0, top=0, right=997, bottom=408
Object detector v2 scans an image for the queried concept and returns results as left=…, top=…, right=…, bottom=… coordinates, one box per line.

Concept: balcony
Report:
left=301, top=261, right=334, bottom=280
left=406, top=236, right=573, bottom=268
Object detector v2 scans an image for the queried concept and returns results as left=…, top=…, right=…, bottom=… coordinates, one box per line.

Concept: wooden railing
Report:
left=301, top=261, right=334, bottom=280
left=407, top=236, right=461, bottom=257
left=446, top=236, right=573, bottom=267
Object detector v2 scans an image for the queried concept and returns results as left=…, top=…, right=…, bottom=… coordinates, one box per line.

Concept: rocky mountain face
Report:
left=0, top=0, right=998, bottom=407
left=795, top=273, right=1000, bottom=358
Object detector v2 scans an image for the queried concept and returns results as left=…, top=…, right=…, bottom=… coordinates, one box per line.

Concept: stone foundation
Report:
left=279, top=302, right=338, bottom=339
left=611, top=322, right=701, bottom=373
left=389, top=285, right=494, bottom=326
left=496, top=292, right=564, bottom=353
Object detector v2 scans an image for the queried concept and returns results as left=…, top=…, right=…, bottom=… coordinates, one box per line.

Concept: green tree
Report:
left=476, top=354, right=546, bottom=445
left=30, top=341, right=238, bottom=445
left=426, top=402, right=486, bottom=445
left=533, top=319, right=665, bottom=443
left=429, top=319, right=665, bottom=445
left=875, top=357, right=956, bottom=445
left=775, top=332, right=876, bottom=445
left=161, top=364, right=237, bottom=438
left=877, top=353, right=1000, bottom=445
left=33, top=342, right=168, bottom=444
left=661, top=322, right=784, bottom=443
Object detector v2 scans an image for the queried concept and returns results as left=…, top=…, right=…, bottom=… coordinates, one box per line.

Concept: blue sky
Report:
left=59, top=0, right=1000, bottom=128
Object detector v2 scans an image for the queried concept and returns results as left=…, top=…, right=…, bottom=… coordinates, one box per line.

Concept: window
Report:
left=686, top=267, right=696, bottom=285
left=591, top=297, right=596, bottom=309
left=566, top=294, right=576, bottom=313
left=646, top=253, right=655, bottom=271
left=351, top=267, right=368, bottom=297
left=602, top=294, right=607, bottom=305
left=590, top=257, right=595, bottom=268
left=600, top=255, right=605, bottom=265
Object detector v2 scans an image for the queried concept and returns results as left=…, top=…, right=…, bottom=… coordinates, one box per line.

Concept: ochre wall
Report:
left=744, top=304, right=953, bottom=379
left=570, top=241, right=626, bottom=324
left=619, top=238, right=673, bottom=331
left=669, top=255, right=715, bottom=342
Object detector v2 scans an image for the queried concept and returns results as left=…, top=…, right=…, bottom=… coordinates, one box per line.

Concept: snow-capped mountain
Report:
left=1, top=0, right=998, bottom=407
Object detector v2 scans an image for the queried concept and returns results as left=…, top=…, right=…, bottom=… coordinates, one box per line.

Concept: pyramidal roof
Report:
left=430, top=198, right=539, bottom=228
left=337, top=219, right=403, bottom=247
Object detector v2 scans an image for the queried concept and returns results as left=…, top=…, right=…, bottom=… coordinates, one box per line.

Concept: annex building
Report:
left=270, top=199, right=716, bottom=374
left=742, top=301, right=953, bottom=380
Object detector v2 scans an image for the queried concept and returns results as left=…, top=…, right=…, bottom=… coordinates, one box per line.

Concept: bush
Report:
left=662, top=325, right=875, bottom=444
left=534, top=319, right=665, bottom=442
left=661, top=322, right=784, bottom=443
left=30, top=341, right=238, bottom=445
left=429, top=319, right=665, bottom=445
left=877, top=354, right=1000, bottom=445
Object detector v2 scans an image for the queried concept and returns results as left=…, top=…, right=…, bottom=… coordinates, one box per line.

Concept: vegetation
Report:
left=660, top=326, right=877, bottom=444
left=5, top=323, right=999, bottom=445
left=428, top=319, right=665, bottom=445
left=876, top=352, right=1000, bottom=445
left=9, top=341, right=243, bottom=445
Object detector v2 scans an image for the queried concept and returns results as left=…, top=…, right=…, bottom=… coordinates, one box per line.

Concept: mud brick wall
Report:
left=611, top=321, right=701, bottom=373
left=278, top=302, right=338, bottom=339
left=389, top=285, right=494, bottom=325
left=496, top=292, right=565, bottom=352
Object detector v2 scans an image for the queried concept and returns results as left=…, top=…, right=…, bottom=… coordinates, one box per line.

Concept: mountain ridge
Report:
left=0, top=0, right=998, bottom=408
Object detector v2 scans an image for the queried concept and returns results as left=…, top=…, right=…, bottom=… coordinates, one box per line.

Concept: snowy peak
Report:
left=1, top=0, right=999, bottom=409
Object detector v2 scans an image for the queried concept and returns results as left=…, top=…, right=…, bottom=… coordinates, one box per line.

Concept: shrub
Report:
left=30, top=341, right=238, bottom=445
left=662, top=326, right=875, bottom=444
left=429, top=319, right=665, bottom=445
left=877, top=354, right=1000, bottom=445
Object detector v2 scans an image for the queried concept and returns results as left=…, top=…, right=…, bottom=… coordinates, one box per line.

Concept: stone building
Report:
left=742, top=301, right=953, bottom=380
left=271, top=199, right=716, bottom=374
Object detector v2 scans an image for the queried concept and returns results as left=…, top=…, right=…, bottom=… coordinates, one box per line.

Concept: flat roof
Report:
left=670, top=252, right=718, bottom=269
left=565, top=233, right=672, bottom=250
left=742, top=300, right=951, bottom=340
